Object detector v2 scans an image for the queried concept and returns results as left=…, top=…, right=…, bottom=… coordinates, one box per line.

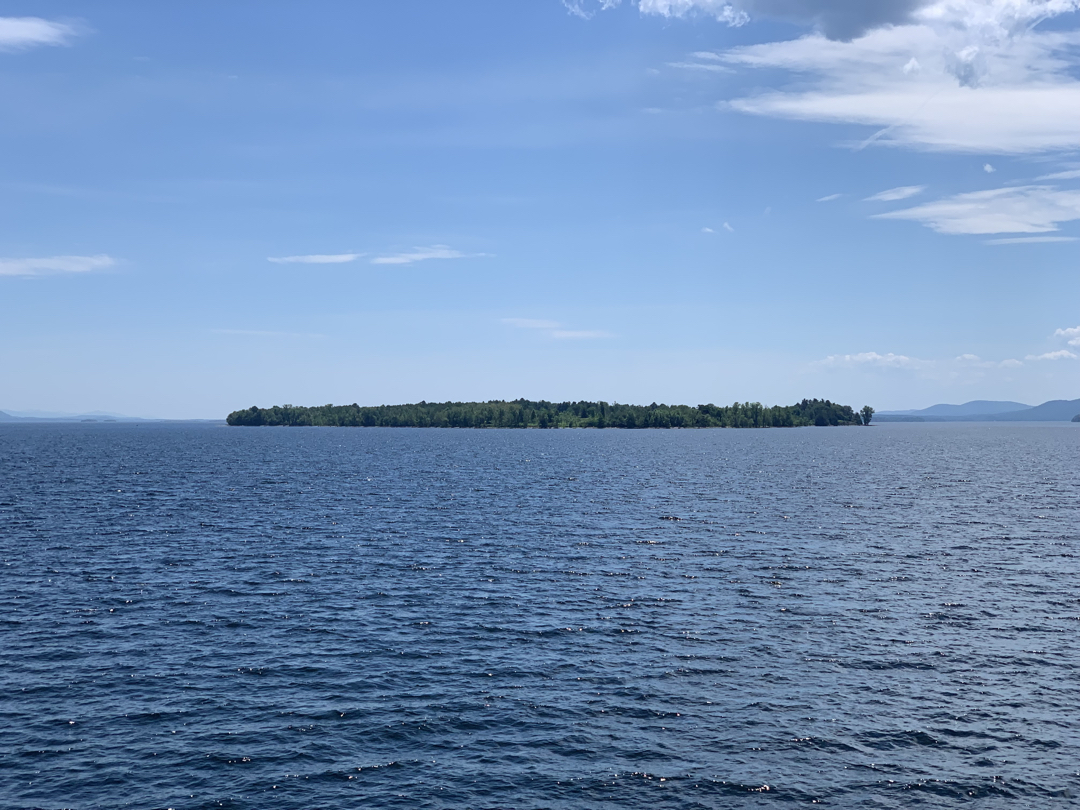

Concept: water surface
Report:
left=2, top=422, right=1078, bottom=808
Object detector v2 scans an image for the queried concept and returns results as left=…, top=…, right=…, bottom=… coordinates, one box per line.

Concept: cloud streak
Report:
left=371, top=245, right=478, bottom=265
left=501, top=318, right=612, bottom=339
left=1037, top=169, right=1080, bottom=180
left=212, top=328, right=327, bottom=339
left=985, top=235, right=1078, bottom=244
left=865, top=185, right=925, bottom=202
left=0, top=254, right=114, bottom=277
left=874, top=185, right=1080, bottom=234
left=267, top=253, right=363, bottom=264
left=0, top=17, right=78, bottom=51
left=1026, top=349, right=1078, bottom=360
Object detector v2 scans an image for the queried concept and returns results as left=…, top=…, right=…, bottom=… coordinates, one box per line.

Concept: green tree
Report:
left=861, top=405, right=875, bottom=426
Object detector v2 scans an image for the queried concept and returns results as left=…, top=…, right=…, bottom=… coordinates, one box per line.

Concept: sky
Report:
left=1, top=0, right=1079, bottom=419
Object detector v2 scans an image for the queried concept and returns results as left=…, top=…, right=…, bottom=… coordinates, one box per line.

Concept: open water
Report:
left=1, top=422, right=1079, bottom=809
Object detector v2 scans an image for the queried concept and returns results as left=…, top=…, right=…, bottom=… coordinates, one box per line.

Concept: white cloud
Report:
left=0, top=254, right=114, bottom=277
left=709, top=2, right=1080, bottom=153
left=984, top=163, right=996, bottom=173
left=0, top=17, right=77, bottom=51
left=723, top=221, right=735, bottom=232
left=1037, top=168, right=1080, bottom=180
left=502, top=318, right=562, bottom=329
left=865, top=185, right=926, bottom=202
left=702, top=226, right=715, bottom=233
left=668, top=59, right=733, bottom=72
left=820, top=343, right=1048, bottom=372
left=267, top=253, right=362, bottom=264
left=875, top=185, right=1080, bottom=234
left=1054, top=325, right=1080, bottom=346
left=985, top=235, right=1078, bottom=244
left=639, top=0, right=750, bottom=27
left=816, top=193, right=842, bottom=202
left=820, top=351, right=930, bottom=369
left=956, top=353, right=1026, bottom=368
left=563, top=0, right=622, bottom=19
left=1026, top=349, right=1078, bottom=360
left=371, top=245, right=478, bottom=265
left=588, top=0, right=934, bottom=39
left=552, top=329, right=613, bottom=339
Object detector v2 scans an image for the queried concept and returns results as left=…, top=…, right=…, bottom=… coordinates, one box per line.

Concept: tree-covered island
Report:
left=227, top=399, right=869, bottom=428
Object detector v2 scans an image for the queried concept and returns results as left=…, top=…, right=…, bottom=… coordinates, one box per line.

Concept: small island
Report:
left=227, top=399, right=872, bottom=429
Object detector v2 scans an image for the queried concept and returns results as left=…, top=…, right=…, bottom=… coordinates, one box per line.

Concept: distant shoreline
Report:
left=226, top=399, right=870, bottom=429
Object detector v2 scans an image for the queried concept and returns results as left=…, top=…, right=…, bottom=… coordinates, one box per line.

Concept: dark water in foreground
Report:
left=2, top=423, right=1079, bottom=809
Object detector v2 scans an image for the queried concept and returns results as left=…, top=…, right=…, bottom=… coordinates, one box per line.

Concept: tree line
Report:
left=227, top=399, right=873, bottom=429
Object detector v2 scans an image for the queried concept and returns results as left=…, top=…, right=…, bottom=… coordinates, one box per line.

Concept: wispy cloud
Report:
left=865, top=185, right=925, bottom=202
left=0, top=17, right=78, bottom=51
left=371, top=245, right=481, bottom=265
left=667, top=59, right=733, bottom=72
left=562, top=0, right=621, bottom=20
left=819, top=351, right=930, bottom=369
left=212, top=328, right=327, bottom=339
left=1036, top=169, right=1080, bottom=181
left=581, top=0, right=930, bottom=39
left=702, top=226, right=716, bottom=233
left=875, top=186, right=1080, bottom=234
left=706, top=2, right=1080, bottom=153
left=723, top=221, right=735, bottom=232
left=957, top=353, right=1025, bottom=368
left=1026, top=349, right=1078, bottom=361
left=0, top=254, right=114, bottom=277
left=501, top=318, right=611, bottom=339
left=985, top=235, right=1078, bottom=244
left=984, top=163, right=996, bottom=173
left=817, top=193, right=842, bottom=202
left=552, top=329, right=613, bottom=339
left=267, top=253, right=363, bottom=264
left=502, top=318, right=562, bottom=329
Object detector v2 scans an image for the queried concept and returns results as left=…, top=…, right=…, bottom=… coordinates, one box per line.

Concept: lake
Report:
left=2, top=422, right=1078, bottom=808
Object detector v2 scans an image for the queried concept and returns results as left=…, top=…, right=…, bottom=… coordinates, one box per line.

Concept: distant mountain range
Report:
left=0, top=410, right=146, bottom=422
left=878, top=399, right=1080, bottom=422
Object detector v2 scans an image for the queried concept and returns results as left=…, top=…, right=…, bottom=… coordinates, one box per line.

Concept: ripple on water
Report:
left=1, top=421, right=1079, bottom=808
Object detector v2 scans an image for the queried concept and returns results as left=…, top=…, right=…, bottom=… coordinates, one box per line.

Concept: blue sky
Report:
left=2, top=0, right=1079, bottom=418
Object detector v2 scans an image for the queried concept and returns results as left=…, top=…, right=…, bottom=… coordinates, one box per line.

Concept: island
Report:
left=227, top=399, right=869, bottom=429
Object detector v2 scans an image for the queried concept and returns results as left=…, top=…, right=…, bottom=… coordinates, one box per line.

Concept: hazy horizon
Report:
left=7, top=395, right=1080, bottom=423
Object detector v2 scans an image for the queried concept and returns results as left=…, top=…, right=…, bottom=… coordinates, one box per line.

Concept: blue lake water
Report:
left=1, top=422, right=1079, bottom=809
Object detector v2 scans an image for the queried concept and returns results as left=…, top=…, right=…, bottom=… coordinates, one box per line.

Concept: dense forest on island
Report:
left=227, top=399, right=867, bottom=429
